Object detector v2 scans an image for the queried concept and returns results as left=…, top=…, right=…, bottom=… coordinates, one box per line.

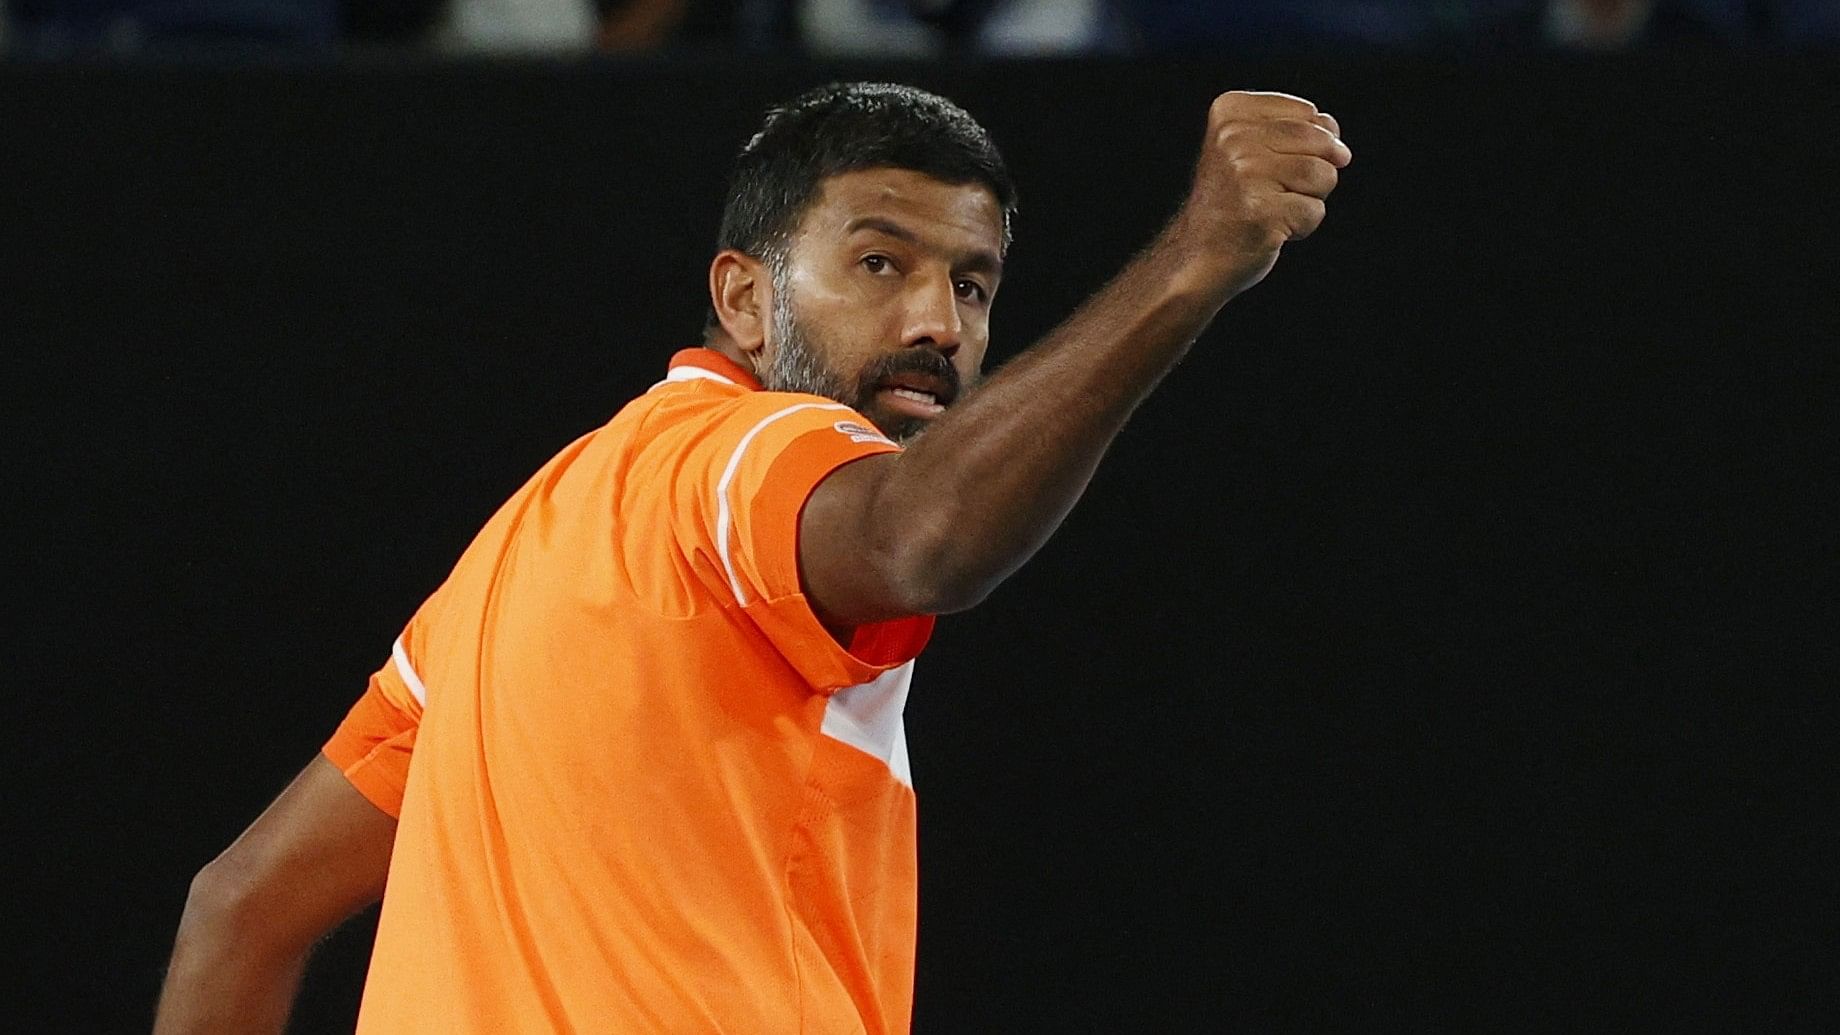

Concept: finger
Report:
left=1210, top=89, right=1319, bottom=124
left=1312, top=111, right=1342, bottom=141
left=1271, top=119, right=1352, bottom=167
left=1266, top=154, right=1340, bottom=199
left=1223, top=118, right=1351, bottom=167
left=1270, top=193, right=1328, bottom=242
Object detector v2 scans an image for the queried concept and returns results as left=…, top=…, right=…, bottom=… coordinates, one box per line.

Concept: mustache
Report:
left=854, top=348, right=963, bottom=404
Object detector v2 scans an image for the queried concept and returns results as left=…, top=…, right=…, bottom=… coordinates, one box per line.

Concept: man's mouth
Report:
left=879, top=386, right=944, bottom=416
left=874, top=373, right=954, bottom=419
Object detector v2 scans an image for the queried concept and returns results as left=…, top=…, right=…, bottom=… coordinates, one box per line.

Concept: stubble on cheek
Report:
left=761, top=282, right=966, bottom=444
left=760, top=292, right=849, bottom=402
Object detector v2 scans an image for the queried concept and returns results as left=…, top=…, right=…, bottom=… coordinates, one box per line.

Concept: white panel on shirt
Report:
left=392, top=635, right=429, bottom=706
left=820, top=661, right=915, bottom=789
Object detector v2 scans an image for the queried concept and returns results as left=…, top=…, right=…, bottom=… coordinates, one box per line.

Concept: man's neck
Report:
left=705, top=337, right=757, bottom=379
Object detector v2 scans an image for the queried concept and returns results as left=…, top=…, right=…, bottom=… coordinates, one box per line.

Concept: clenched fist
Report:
left=1169, top=91, right=1351, bottom=299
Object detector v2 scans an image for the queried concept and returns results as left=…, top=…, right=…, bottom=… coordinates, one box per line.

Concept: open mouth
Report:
left=874, top=372, right=955, bottom=419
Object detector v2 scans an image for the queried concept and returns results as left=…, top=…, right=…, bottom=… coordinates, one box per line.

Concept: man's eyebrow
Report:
left=845, top=216, right=1003, bottom=277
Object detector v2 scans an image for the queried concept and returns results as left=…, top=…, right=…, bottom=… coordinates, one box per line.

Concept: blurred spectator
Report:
left=342, top=0, right=693, bottom=53
left=1124, top=0, right=1455, bottom=53
left=798, top=0, right=939, bottom=55
left=957, top=0, right=1128, bottom=54
left=431, top=0, right=596, bottom=52
left=5, top=0, right=338, bottom=55
left=1479, top=0, right=1746, bottom=50
left=1544, top=0, right=1744, bottom=48
left=797, top=0, right=1124, bottom=56
left=597, top=0, right=690, bottom=51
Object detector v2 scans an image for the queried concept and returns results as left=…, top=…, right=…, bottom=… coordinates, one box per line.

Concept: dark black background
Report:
left=7, top=53, right=1837, bottom=1030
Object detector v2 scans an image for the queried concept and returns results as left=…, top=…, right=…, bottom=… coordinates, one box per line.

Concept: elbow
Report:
left=901, top=569, right=998, bottom=616
left=178, top=852, right=304, bottom=958
left=179, top=855, right=257, bottom=938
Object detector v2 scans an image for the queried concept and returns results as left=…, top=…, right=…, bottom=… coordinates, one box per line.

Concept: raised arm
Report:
left=154, top=754, right=397, bottom=1034
left=799, top=91, right=1351, bottom=624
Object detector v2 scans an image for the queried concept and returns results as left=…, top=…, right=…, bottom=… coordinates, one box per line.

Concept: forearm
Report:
left=878, top=230, right=1235, bottom=611
left=154, top=893, right=312, bottom=1034
left=153, top=755, right=397, bottom=1034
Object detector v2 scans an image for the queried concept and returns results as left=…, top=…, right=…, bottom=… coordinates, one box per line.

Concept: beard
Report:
left=759, top=277, right=965, bottom=445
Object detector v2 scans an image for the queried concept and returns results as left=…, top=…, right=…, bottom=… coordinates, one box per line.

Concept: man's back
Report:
left=353, top=349, right=932, bottom=1033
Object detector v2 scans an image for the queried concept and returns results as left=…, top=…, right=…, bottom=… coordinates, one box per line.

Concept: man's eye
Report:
left=955, top=279, right=987, bottom=302
left=861, top=255, right=890, bottom=273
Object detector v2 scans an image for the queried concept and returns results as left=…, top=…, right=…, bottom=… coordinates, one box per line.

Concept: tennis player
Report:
left=155, top=81, right=1348, bottom=1033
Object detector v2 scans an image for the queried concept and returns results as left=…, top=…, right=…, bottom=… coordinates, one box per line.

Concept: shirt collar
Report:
left=665, top=348, right=761, bottom=391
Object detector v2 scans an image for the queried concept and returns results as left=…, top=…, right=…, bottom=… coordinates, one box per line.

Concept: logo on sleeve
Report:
left=833, top=420, right=895, bottom=446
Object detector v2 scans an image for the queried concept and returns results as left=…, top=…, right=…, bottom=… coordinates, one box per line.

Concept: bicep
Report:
left=797, top=451, right=923, bottom=631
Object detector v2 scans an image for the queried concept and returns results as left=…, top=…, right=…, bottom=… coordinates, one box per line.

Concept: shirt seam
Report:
left=779, top=715, right=826, bottom=1034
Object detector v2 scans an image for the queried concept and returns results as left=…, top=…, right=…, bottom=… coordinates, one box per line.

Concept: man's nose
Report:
left=901, top=274, right=962, bottom=359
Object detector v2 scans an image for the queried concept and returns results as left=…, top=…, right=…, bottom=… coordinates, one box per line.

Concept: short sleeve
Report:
left=322, top=654, right=423, bottom=818
left=677, top=393, right=934, bottom=691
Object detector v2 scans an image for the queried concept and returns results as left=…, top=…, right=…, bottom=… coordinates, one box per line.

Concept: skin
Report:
left=153, top=91, right=1347, bottom=1033
left=153, top=756, right=394, bottom=1034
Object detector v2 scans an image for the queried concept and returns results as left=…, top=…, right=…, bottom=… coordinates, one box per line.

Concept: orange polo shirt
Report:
left=323, top=348, right=933, bottom=1033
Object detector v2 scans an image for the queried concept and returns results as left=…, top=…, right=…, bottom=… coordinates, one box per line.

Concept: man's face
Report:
left=757, top=167, right=1005, bottom=443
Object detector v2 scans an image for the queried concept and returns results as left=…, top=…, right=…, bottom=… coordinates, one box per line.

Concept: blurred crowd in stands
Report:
left=1, top=0, right=1835, bottom=58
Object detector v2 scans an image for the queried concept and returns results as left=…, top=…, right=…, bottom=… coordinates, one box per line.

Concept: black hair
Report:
left=705, top=82, right=1016, bottom=336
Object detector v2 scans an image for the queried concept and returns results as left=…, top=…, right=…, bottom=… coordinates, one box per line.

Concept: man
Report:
left=155, top=81, right=1349, bottom=1033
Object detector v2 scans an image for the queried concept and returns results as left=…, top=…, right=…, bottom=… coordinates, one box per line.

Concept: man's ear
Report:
left=709, top=250, right=769, bottom=359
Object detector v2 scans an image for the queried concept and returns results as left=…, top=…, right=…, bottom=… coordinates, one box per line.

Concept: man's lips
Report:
left=876, top=385, right=948, bottom=419
left=872, top=386, right=942, bottom=419
left=874, top=369, right=955, bottom=421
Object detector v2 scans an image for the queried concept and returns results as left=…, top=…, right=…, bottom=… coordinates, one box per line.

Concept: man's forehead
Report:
left=802, top=168, right=1005, bottom=251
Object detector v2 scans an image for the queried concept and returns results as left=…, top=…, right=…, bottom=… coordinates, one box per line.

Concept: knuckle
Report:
left=1214, top=121, right=1262, bottom=156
